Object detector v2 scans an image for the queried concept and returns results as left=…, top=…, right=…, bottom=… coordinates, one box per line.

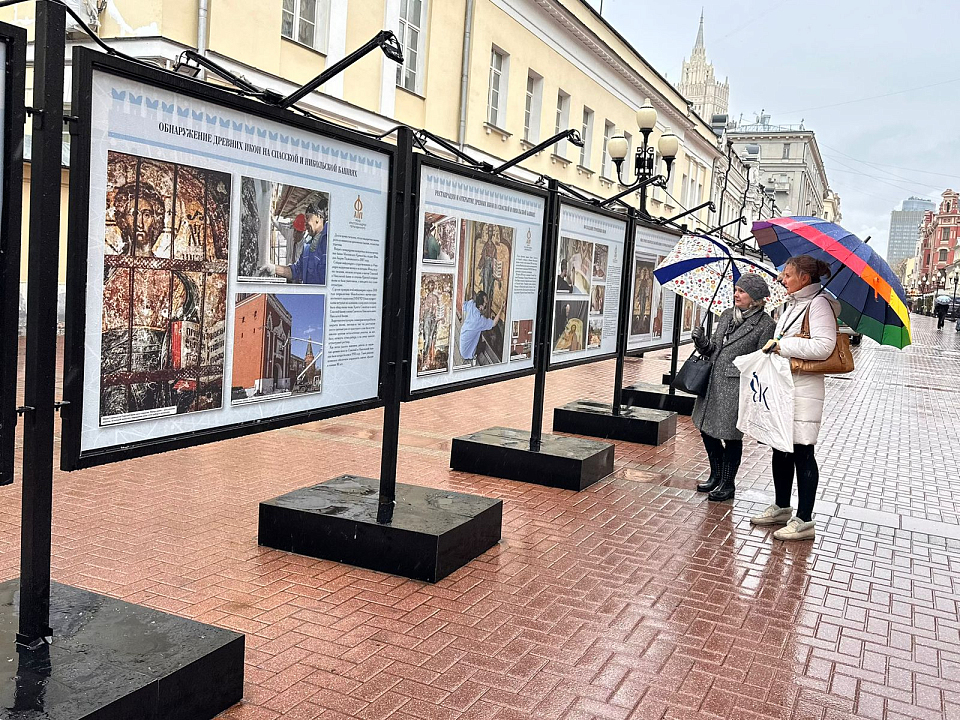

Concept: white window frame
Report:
left=697, top=174, right=705, bottom=221
left=554, top=90, right=570, bottom=158
left=281, top=0, right=331, bottom=54
left=601, top=121, right=615, bottom=179
left=487, top=47, right=509, bottom=128
left=579, top=107, right=594, bottom=167
left=523, top=71, right=543, bottom=143
left=397, top=0, right=427, bottom=94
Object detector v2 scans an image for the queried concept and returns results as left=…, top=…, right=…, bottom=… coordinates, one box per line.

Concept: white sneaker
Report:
left=773, top=516, right=816, bottom=541
left=749, top=504, right=793, bottom=526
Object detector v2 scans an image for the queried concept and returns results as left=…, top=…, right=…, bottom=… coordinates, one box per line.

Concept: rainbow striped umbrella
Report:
left=752, top=217, right=911, bottom=349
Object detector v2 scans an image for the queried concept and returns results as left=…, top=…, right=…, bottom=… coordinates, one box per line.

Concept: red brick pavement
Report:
left=0, top=314, right=958, bottom=719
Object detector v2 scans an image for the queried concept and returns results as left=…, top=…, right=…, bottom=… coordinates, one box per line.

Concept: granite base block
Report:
left=449, top=426, right=614, bottom=491
left=0, top=579, right=244, bottom=720
left=258, top=476, right=502, bottom=583
left=553, top=400, right=677, bottom=445
left=622, top=382, right=696, bottom=416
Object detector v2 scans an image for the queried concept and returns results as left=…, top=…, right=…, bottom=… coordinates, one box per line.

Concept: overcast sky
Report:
left=584, top=0, right=957, bottom=260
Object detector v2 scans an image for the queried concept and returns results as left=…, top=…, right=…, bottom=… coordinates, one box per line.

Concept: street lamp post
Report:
left=606, top=98, right=679, bottom=216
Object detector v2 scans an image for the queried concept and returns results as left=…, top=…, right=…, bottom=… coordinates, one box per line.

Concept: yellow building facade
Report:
left=2, top=0, right=721, bottom=286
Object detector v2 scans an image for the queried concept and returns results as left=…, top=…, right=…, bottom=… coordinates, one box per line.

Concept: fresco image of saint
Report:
left=100, top=151, right=230, bottom=424
left=631, top=259, right=655, bottom=336
left=417, top=273, right=454, bottom=375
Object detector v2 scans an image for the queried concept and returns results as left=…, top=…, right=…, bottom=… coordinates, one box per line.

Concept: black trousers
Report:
left=701, top=433, right=742, bottom=469
left=772, top=444, right=819, bottom=521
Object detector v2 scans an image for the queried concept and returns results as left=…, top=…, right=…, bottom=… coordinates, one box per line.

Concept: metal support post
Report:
left=0, top=22, right=25, bottom=488
left=666, top=300, right=683, bottom=395
left=611, top=209, right=637, bottom=415
left=377, top=127, right=415, bottom=523
left=18, top=0, right=65, bottom=647
left=529, top=179, right=560, bottom=451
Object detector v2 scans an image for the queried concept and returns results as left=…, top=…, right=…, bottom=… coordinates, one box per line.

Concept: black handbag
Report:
left=673, top=320, right=730, bottom=396
left=672, top=350, right=713, bottom=396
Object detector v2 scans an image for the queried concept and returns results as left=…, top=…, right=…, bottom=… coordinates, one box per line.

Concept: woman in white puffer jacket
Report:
left=749, top=255, right=839, bottom=542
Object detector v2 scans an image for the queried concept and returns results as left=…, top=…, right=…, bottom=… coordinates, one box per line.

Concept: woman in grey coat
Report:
left=691, top=273, right=776, bottom=502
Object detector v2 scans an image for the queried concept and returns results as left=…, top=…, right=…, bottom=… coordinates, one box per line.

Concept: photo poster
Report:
left=549, top=205, right=626, bottom=366
left=627, top=225, right=681, bottom=352
left=409, top=167, right=545, bottom=395
left=74, top=69, right=390, bottom=459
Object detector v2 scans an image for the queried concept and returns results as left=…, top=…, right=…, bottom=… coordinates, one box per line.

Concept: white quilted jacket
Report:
left=774, top=283, right=840, bottom=446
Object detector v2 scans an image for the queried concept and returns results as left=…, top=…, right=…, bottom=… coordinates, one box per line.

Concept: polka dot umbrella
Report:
left=653, top=233, right=788, bottom=316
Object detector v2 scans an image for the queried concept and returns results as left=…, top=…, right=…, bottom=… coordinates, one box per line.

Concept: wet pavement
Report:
left=0, top=314, right=958, bottom=719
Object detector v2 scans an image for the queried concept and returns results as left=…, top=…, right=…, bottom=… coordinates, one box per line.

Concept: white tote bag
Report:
left=732, top=350, right=795, bottom=452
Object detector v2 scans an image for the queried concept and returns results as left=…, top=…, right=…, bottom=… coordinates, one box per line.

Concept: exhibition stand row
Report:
left=0, top=7, right=711, bottom=718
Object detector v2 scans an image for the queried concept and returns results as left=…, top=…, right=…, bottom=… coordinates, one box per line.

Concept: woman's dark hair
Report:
left=786, top=254, right=832, bottom=283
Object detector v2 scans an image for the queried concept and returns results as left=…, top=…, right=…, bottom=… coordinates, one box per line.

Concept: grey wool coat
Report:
left=691, top=308, right=777, bottom=440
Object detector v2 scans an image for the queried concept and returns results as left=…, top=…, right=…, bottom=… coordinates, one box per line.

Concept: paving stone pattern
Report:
left=0, top=315, right=957, bottom=719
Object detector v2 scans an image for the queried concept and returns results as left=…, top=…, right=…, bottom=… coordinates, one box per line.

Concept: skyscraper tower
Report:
left=677, top=10, right=730, bottom=122
left=888, top=196, right=935, bottom=271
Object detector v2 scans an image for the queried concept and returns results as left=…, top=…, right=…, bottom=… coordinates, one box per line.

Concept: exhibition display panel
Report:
left=622, top=223, right=698, bottom=414
left=445, top=180, right=616, bottom=490
left=62, top=50, right=393, bottom=470
left=406, top=157, right=547, bottom=399
left=626, top=222, right=685, bottom=353
left=549, top=207, right=679, bottom=445
left=549, top=201, right=627, bottom=368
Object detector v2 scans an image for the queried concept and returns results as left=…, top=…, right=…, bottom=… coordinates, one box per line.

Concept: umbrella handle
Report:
left=702, top=257, right=734, bottom=331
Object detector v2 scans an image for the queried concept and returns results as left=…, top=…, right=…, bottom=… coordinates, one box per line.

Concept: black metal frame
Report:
left=401, top=153, right=551, bottom=402
left=61, top=47, right=398, bottom=471
left=19, top=0, right=65, bottom=647
left=0, top=21, right=25, bottom=486
left=546, top=196, right=630, bottom=371
left=376, top=126, right=415, bottom=516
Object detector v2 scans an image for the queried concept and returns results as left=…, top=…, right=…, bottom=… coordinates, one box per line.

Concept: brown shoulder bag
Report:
left=789, top=310, right=855, bottom=375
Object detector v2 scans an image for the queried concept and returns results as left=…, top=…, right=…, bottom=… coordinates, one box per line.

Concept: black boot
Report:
left=697, top=447, right=721, bottom=493
left=708, top=456, right=738, bottom=502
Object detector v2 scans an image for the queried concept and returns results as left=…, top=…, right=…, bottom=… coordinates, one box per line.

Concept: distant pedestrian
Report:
left=936, top=301, right=948, bottom=330
left=691, top=273, right=776, bottom=503
left=751, top=255, right=839, bottom=541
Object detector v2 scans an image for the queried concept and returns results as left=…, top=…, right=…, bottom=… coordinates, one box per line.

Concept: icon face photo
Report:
left=101, top=150, right=231, bottom=425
